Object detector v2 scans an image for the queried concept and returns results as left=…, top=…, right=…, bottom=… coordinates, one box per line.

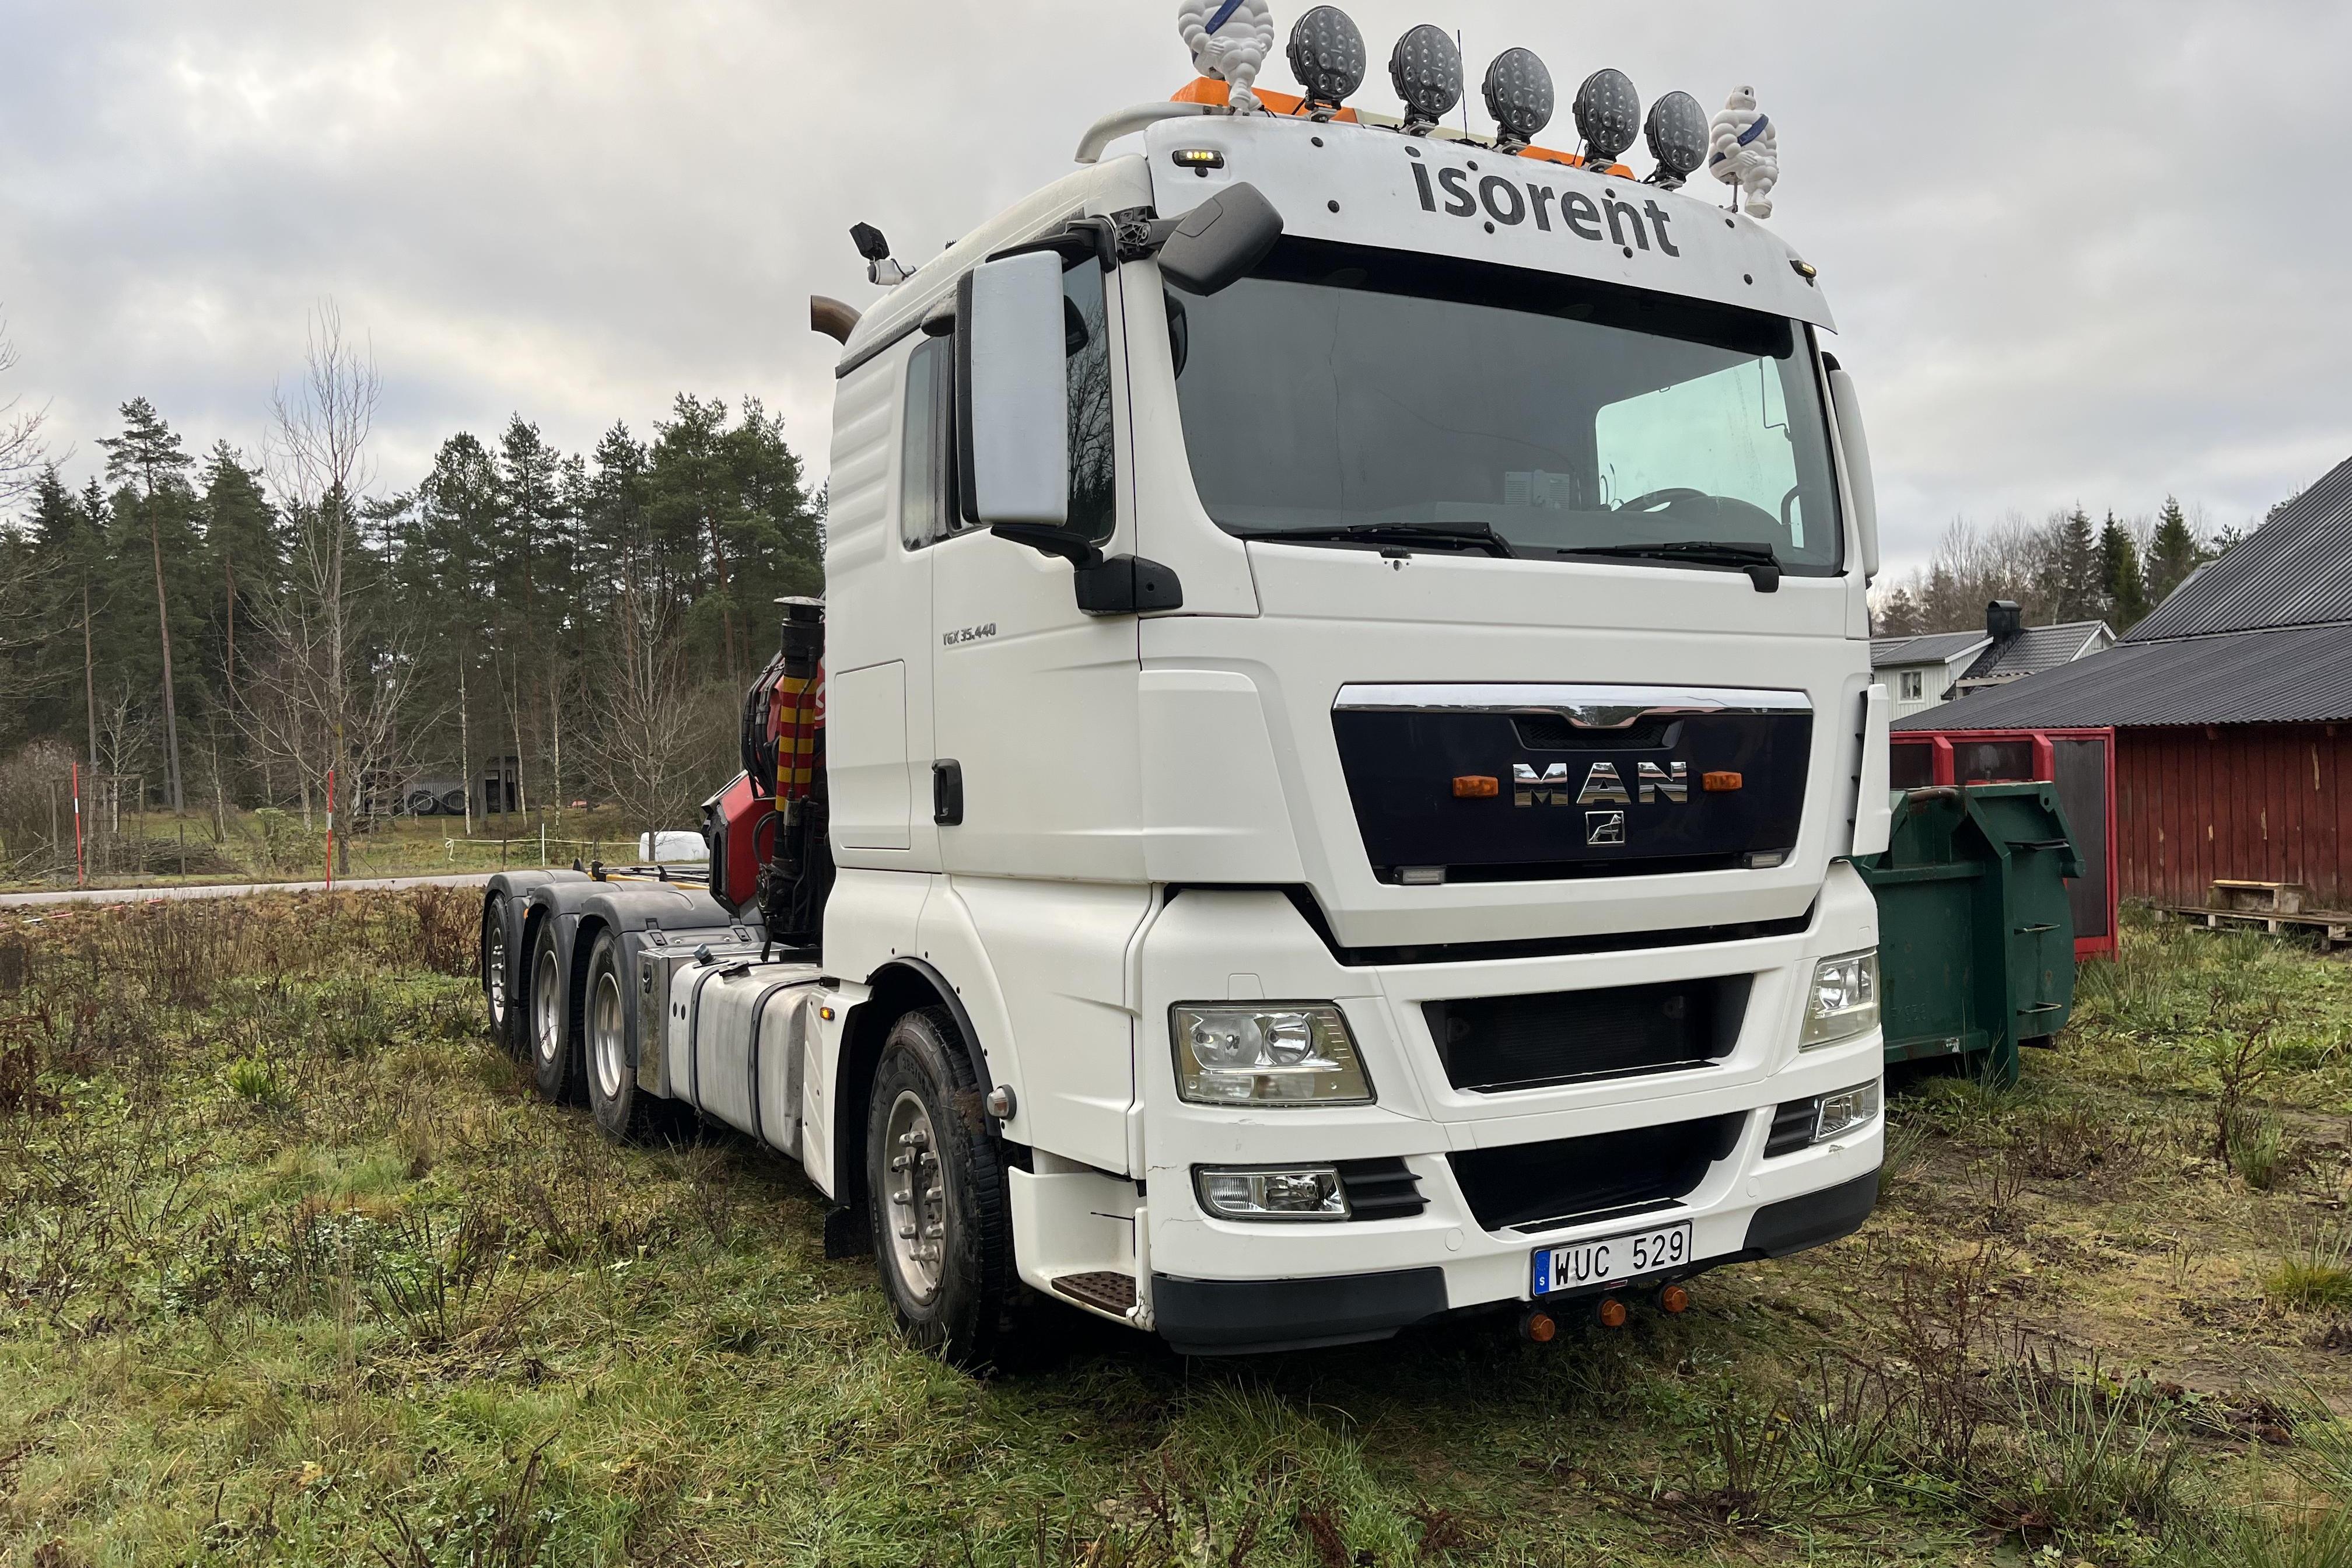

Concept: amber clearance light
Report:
left=1453, top=775, right=1499, bottom=799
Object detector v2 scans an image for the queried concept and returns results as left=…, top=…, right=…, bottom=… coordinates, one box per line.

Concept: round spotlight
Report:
left=1480, top=47, right=1553, bottom=152
left=1286, top=6, right=1367, bottom=113
left=1387, top=23, right=1462, bottom=133
left=1573, top=67, right=1642, bottom=168
left=1643, top=90, right=1708, bottom=187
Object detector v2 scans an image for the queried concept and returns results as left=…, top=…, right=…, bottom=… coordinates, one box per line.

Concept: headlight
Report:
left=1801, top=949, right=1880, bottom=1048
left=1814, top=1077, right=1882, bottom=1142
left=1171, top=1005, right=1373, bottom=1106
left=1196, top=1166, right=1348, bottom=1221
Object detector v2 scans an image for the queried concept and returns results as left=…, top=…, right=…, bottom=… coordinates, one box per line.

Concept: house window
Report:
left=1899, top=671, right=1924, bottom=701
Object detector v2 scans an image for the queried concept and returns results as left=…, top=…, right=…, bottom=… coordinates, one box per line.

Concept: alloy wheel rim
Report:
left=592, top=969, right=626, bottom=1100
left=883, top=1090, right=948, bottom=1302
left=533, top=950, right=561, bottom=1066
left=485, top=924, right=508, bottom=1023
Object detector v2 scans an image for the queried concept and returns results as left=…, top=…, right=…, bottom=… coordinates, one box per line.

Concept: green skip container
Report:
left=1852, top=782, right=2083, bottom=1085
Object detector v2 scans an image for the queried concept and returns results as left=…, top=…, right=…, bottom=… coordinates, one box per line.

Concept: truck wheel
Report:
left=482, top=894, right=523, bottom=1059
left=528, top=922, right=587, bottom=1103
left=583, top=930, right=660, bottom=1141
left=865, top=1007, right=1023, bottom=1369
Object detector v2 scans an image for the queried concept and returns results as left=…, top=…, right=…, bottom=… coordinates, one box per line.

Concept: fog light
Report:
left=1814, top=1077, right=1882, bottom=1142
left=1196, top=1165, right=1349, bottom=1222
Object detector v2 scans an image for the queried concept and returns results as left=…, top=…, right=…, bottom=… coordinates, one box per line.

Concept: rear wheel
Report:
left=482, top=894, right=523, bottom=1058
left=528, top=922, right=587, bottom=1102
left=865, top=1007, right=1025, bottom=1369
left=583, top=930, right=662, bottom=1141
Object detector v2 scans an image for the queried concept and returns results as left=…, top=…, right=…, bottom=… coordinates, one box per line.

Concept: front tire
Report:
left=528, top=922, right=587, bottom=1103
left=583, top=930, right=662, bottom=1141
left=865, top=1007, right=1023, bottom=1369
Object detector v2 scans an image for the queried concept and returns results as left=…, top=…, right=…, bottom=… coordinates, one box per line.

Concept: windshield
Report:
left=1167, top=239, right=1842, bottom=574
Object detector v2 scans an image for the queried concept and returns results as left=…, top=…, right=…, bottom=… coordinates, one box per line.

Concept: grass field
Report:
left=2, top=894, right=2349, bottom=1566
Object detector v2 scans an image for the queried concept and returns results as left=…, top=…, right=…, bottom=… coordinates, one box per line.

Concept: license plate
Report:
left=1531, top=1221, right=1692, bottom=1297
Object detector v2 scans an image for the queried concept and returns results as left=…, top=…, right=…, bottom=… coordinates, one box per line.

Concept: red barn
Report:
left=1894, top=456, right=2352, bottom=911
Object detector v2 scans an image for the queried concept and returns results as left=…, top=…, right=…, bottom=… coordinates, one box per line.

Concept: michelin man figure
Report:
left=1178, top=0, right=1275, bottom=113
left=1707, top=87, right=1779, bottom=219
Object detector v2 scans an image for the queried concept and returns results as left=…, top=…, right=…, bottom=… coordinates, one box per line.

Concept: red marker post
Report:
left=71, top=761, right=85, bottom=888
left=324, top=766, right=337, bottom=892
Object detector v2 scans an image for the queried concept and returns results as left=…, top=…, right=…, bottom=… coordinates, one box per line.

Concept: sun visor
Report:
left=1143, top=114, right=1835, bottom=332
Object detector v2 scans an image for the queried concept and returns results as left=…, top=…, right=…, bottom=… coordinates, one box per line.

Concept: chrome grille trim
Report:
left=1334, top=682, right=1812, bottom=727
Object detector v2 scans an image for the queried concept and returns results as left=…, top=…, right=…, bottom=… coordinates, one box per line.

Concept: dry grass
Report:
left=0, top=899, right=2348, bottom=1566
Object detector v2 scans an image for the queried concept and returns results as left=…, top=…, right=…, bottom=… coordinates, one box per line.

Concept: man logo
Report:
left=1586, top=810, right=1626, bottom=846
left=1513, top=761, right=1572, bottom=807
left=1512, top=760, right=1689, bottom=808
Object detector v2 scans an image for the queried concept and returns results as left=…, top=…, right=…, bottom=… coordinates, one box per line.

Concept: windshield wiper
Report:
left=1553, top=540, right=1781, bottom=593
left=1234, top=523, right=1516, bottom=559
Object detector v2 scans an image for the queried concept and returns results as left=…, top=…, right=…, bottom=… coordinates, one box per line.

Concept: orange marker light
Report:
left=1596, top=1296, right=1628, bottom=1329
left=1658, top=1283, right=1690, bottom=1315
left=1703, top=771, right=1744, bottom=792
left=1520, top=1308, right=1557, bottom=1343
left=1453, top=775, right=1499, bottom=799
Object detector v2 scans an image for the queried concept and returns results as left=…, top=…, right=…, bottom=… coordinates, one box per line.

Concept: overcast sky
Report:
left=4, top=0, right=2346, bottom=570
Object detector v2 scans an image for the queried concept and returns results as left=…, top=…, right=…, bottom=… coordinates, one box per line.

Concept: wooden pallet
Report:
left=2158, top=904, right=2352, bottom=951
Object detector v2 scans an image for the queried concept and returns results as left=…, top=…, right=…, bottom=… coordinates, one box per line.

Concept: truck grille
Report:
left=1424, top=977, right=1751, bottom=1093
left=1331, top=684, right=1811, bottom=883
left=1447, top=1113, right=1745, bottom=1233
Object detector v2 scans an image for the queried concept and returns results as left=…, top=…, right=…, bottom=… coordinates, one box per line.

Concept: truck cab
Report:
left=487, top=28, right=1894, bottom=1363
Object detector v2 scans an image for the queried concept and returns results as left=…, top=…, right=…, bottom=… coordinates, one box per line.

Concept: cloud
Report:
left=3, top=1, right=2345, bottom=570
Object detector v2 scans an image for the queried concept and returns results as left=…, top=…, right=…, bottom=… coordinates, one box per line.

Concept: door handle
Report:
left=933, top=760, right=964, bottom=827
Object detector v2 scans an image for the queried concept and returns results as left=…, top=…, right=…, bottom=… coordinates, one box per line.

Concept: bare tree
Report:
left=0, top=311, right=46, bottom=509
left=248, top=302, right=421, bottom=872
left=0, top=314, right=52, bottom=685
left=578, top=579, right=711, bottom=832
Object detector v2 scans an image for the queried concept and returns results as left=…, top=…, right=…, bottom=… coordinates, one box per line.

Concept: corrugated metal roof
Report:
left=1964, top=621, right=2110, bottom=680
left=1892, top=622, right=2352, bottom=730
left=2127, top=455, right=2352, bottom=641
left=1870, top=631, right=1989, bottom=669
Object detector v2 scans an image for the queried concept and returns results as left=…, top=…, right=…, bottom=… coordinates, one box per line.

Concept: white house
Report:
left=1873, top=601, right=2113, bottom=721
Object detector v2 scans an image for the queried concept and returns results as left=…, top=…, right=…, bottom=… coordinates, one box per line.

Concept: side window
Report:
left=900, top=337, right=954, bottom=549
left=1899, top=670, right=1924, bottom=701
left=1064, top=261, right=1116, bottom=544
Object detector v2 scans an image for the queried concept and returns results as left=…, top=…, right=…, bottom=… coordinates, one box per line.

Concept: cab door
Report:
left=926, top=248, right=1147, bottom=1174
left=928, top=251, right=1144, bottom=881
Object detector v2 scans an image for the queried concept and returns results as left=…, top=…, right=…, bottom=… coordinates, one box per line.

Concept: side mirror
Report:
left=1156, top=183, right=1283, bottom=296
left=1827, top=366, right=1880, bottom=583
left=954, top=250, right=1070, bottom=529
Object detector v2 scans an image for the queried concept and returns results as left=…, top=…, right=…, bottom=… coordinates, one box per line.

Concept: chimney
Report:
left=1986, top=600, right=2023, bottom=640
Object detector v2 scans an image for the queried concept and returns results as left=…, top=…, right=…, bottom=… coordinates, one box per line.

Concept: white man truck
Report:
left=480, top=16, right=1894, bottom=1365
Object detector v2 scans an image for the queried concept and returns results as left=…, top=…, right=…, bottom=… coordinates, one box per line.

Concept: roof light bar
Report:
left=1480, top=47, right=1553, bottom=153
left=1286, top=6, right=1367, bottom=118
left=1573, top=68, right=1642, bottom=170
left=1388, top=23, right=1462, bottom=135
left=1643, top=90, right=1709, bottom=188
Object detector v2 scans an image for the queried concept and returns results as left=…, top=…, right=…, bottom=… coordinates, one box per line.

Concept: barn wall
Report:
left=2116, top=724, right=2352, bottom=908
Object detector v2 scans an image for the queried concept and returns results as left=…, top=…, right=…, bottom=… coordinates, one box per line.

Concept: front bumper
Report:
left=1136, top=870, right=1885, bottom=1352
left=1154, top=1170, right=1880, bottom=1354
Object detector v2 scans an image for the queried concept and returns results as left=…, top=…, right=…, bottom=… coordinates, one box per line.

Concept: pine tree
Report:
left=1872, top=586, right=1926, bottom=637
left=2145, top=495, right=2201, bottom=608
left=2054, top=506, right=2099, bottom=622
left=96, top=398, right=199, bottom=811
left=200, top=442, right=278, bottom=806
left=2096, top=511, right=2147, bottom=631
